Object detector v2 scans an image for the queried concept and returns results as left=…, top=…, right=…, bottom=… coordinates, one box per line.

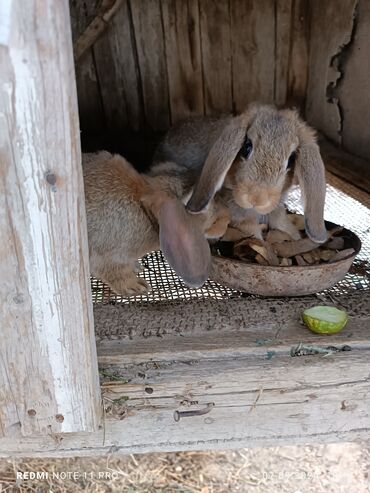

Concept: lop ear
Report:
left=158, top=198, right=211, bottom=288
left=296, top=129, right=327, bottom=243
left=186, top=114, right=251, bottom=213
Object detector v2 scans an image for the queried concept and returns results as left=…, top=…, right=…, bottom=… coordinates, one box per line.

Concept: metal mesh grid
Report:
left=91, top=173, right=370, bottom=305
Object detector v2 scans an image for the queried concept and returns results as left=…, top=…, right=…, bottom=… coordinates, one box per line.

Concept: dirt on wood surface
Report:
left=0, top=442, right=369, bottom=492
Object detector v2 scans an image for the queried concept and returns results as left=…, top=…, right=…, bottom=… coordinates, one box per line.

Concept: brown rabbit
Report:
left=153, top=103, right=327, bottom=243
left=83, top=152, right=229, bottom=295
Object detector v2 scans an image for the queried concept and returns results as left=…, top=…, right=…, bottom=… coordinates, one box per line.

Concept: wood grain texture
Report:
left=0, top=287, right=368, bottom=454
left=75, top=53, right=106, bottom=135
left=73, top=0, right=124, bottom=62
left=130, top=0, right=170, bottom=130
left=96, top=315, right=370, bottom=365
left=93, top=0, right=144, bottom=131
left=337, top=0, right=370, bottom=161
left=200, top=0, right=232, bottom=114
left=0, top=350, right=369, bottom=456
left=306, top=0, right=357, bottom=142
left=275, top=0, right=293, bottom=106
left=320, top=138, right=370, bottom=193
left=70, top=0, right=104, bottom=134
left=231, top=0, right=275, bottom=112
left=0, top=0, right=100, bottom=436
left=285, top=0, right=310, bottom=111
left=161, top=0, right=203, bottom=123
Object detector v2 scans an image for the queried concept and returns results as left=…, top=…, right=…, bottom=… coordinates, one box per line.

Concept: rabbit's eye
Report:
left=240, top=137, right=253, bottom=159
left=287, top=151, right=297, bottom=170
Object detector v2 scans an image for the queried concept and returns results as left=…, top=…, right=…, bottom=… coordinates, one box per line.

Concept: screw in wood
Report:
left=173, top=403, right=214, bottom=422
left=45, top=172, right=57, bottom=186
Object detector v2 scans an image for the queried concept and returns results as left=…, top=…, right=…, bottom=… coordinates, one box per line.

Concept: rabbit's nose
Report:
left=250, top=190, right=271, bottom=209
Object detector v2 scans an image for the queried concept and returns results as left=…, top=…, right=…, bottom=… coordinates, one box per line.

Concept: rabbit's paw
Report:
left=205, top=215, right=230, bottom=239
left=110, top=276, right=150, bottom=297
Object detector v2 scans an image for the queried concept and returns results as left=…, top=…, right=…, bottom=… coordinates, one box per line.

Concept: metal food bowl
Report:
left=210, top=221, right=362, bottom=297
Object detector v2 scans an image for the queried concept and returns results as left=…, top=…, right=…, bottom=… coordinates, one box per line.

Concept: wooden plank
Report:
left=93, top=0, right=144, bottom=131
left=0, top=0, right=100, bottom=436
left=320, top=138, right=370, bottom=194
left=337, top=0, right=370, bottom=161
left=97, top=315, right=370, bottom=365
left=96, top=288, right=370, bottom=365
left=0, top=351, right=369, bottom=456
left=285, top=0, right=310, bottom=111
left=75, top=54, right=106, bottom=135
left=93, top=290, right=370, bottom=342
left=69, top=0, right=105, bottom=135
left=275, top=0, right=293, bottom=106
left=73, top=0, right=124, bottom=62
left=230, top=0, right=275, bottom=112
left=199, top=0, right=232, bottom=114
left=306, top=0, right=357, bottom=142
left=161, top=0, right=203, bottom=123
left=130, top=0, right=170, bottom=130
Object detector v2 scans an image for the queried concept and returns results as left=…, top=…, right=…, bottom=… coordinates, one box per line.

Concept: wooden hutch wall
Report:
left=70, top=0, right=370, bottom=161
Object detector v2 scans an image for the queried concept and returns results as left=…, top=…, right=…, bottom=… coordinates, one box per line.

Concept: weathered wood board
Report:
left=69, top=0, right=104, bottom=134
left=93, top=0, right=144, bottom=131
left=161, top=0, right=204, bottom=122
left=0, top=341, right=369, bottom=456
left=306, top=0, right=357, bottom=144
left=285, top=0, right=310, bottom=111
left=130, top=0, right=170, bottom=130
left=336, top=0, right=370, bottom=160
left=199, top=0, right=232, bottom=114
left=275, top=0, right=293, bottom=106
left=0, top=0, right=100, bottom=437
left=231, top=0, right=275, bottom=112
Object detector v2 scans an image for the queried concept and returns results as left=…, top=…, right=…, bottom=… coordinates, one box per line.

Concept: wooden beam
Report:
left=0, top=0, right=100, bottom=437
left=73, top=0, right=124, bottom=62
left=96, top=317, right=370, bottom=365
left=0, top=349, right=369, bottom=457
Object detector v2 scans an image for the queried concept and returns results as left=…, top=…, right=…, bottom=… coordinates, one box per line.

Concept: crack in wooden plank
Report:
left=326, top=0, right=359, bottom=142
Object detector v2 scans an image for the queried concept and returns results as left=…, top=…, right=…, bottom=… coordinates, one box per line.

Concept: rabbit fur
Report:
left=83, top=151, right=229, bottom=296
left=153, top=103, right=327, bottom=243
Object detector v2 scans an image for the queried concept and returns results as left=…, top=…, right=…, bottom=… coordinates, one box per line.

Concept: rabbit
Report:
left=153, top=103, right=327, bottom=244
left=82, top=151, right=229, bottom=296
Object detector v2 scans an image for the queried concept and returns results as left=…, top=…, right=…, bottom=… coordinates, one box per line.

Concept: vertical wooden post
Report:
left=0, top=0, right=100, bottom=436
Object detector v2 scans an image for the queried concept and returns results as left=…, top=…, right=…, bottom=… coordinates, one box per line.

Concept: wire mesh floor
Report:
left=91, top=173, right=370, bottom=306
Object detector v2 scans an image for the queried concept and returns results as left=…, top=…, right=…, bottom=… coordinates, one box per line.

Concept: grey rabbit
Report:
left=153, top=103, right=327, bottom=243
